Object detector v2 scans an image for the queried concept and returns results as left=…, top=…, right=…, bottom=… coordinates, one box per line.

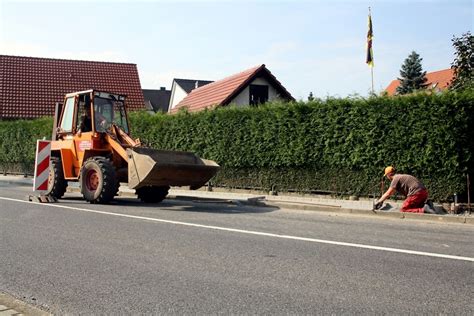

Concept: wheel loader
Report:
left=47, top=90, right=219, bottom=204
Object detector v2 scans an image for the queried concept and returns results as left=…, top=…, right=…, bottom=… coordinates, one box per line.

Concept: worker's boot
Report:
left=423, top=203, right=437, bottom=214
left=426, top=200, right=445, bottom=215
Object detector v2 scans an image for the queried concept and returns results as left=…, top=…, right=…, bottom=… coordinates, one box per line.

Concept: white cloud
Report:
left=315, top=38, right=364, bottom=50
left=0, top=40, right=131, bottom=63
left=0, top=41, right=43, bottom=57
left=267, top=41, right=299, bottom=56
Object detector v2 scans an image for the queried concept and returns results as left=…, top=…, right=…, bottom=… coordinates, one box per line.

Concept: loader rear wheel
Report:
left=46, top=157, right=67, bottom=199
left=136, top=185, right=170, bottom=203
left=80, top=157, right=118, bottom=204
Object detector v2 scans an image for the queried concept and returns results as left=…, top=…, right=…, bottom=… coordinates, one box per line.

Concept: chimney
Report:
left=160, top=87, right=166, bottom=91
left=195, top=81, right=198, bottom=89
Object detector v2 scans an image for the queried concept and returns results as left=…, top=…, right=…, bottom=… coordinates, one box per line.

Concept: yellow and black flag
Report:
left=366, top=11, right=374, bottom=67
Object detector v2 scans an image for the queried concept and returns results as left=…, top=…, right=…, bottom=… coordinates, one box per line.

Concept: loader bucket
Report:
left=127, top=147, right=220, bottom=190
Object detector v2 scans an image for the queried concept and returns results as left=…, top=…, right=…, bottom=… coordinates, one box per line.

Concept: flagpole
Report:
left=371, top=63, right=374, bottom=94
left=368, top=7, right=374, bottom=95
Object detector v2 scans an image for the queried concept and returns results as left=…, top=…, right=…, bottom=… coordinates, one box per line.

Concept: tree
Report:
left=396, top=51, right=428, bottom=95
left=450, top=31, right=474, bottom=90
left=308, top=92, right=314, bottom=101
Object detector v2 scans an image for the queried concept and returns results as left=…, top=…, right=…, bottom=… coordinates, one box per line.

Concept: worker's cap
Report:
left=384, top=166, right=395, bottom=176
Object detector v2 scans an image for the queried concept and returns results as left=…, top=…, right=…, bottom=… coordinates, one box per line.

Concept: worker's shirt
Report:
left=390, top=174, right=426, bottom=197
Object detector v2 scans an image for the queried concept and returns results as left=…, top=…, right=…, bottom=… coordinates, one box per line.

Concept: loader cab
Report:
left=92, top=91, right=129, bottom=134
left=57, top=90, right=130, bottom=136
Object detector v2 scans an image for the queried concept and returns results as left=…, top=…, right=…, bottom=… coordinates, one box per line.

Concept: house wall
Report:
left=231, top=77, right=279, bottom=106
left=169, top=82, right=189, bottom=111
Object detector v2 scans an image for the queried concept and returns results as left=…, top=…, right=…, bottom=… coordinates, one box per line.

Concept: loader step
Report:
left=26, top=194, right=58, bottom=203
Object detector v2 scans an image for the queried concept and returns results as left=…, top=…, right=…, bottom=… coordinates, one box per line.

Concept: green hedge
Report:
left=129, top=91, right=473, bottom=201
left=0, top=117, right=53, bottom=174
left=1, top=90, right=472, bottom=201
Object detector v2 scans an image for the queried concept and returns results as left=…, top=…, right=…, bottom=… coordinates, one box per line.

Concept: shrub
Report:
left=1, top=90, right=472, bottom=201
left=129, top=91, right=473, bottom=201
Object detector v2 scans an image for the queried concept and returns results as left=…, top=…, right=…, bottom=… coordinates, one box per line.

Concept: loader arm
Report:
left=105, top=124, right=141, bottom=162
left=104, top=123, right=219, bottom=190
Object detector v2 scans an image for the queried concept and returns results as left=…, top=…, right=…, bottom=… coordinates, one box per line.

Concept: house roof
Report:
left=0, top=55, right=145, bottom=119
left=385, top=68, right=454, bottom=96
left=143, top=88, right=171, bottom=112
left=171, top=64, right=294, bottom=113
left=173, top=79, right=214, bottom=93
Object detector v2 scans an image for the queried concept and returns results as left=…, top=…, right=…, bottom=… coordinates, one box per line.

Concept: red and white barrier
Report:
left=33, top=140, right=51, bottom=192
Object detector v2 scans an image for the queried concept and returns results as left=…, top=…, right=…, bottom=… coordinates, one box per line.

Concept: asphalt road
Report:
left=1, top=184, right=473, bottom=314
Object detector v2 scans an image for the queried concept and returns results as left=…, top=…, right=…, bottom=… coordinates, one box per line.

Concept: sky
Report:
left=0, top=0, right=472, bottom=100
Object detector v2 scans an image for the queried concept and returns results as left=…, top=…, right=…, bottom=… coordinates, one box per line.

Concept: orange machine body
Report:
left=50, top=90, right=132, bottom=182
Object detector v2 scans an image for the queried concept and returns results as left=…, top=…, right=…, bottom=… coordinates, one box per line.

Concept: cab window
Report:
left=60, top=97, right=75, bottom=132
left=94, top=97, right=129, bottom=133
left=76, top=94, right=92, bottom=132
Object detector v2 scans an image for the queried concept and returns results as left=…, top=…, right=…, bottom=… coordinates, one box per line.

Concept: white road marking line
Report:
left=1, top=196, right=473, bottom=262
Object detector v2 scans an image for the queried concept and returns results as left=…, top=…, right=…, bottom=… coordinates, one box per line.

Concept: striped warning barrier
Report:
left=33, top=140, right=51, bottom=192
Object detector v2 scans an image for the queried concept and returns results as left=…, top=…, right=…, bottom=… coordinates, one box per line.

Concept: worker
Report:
left=375, top=166, right=440, bottom=214
left=79, top=103, right=108, bottom=133
left=79, top=104, right=92, bottom=132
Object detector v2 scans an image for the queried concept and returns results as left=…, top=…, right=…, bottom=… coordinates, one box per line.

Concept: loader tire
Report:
left=80, top=157, right=118, bottom=204
left=136, top=185, right=170, bottom=203
left=47, top=157, right=67, bottom=199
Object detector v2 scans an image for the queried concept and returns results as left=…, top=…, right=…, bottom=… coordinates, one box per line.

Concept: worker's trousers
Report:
left=401, top=189, right=428, bottom=213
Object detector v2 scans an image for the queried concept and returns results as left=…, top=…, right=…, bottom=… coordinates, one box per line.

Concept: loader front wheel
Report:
left=136, top=185, right=170, bottom=203
left=80, top=157, right=118, bottom=204
left=47, top=157, right=67, bottom=199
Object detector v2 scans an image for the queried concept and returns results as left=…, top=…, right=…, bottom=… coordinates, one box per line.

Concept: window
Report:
left=76, top=94, right=92, bottom=132
left=60, top=97, right=75, bottom=132
left=94, top=96, right=129, bottom=133
left=249, top=84, right=269, bottom=106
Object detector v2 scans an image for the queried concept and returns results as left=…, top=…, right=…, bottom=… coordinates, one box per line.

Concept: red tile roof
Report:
left=385, top=68, right=454, bottom=96
left=171, top=64, right=293, bottom=113
left=0, top=55, right=145, bottom=119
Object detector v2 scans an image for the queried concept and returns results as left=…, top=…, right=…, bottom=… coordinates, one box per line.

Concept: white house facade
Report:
left=231, top=77, right=280, bottom=106
left=169, top=81, right=189, bottom=111
left=171, top=64, right=294, bottom=113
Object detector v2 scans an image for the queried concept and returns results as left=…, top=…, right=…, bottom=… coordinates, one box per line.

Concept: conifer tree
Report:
left=396, top=51, right=428, bottom=95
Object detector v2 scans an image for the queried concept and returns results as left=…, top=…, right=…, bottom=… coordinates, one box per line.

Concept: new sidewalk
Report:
left=1, top=175, right=472, bottom=224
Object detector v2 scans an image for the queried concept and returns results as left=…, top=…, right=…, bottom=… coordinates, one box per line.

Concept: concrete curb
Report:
left=0, top=176, right=32, bottom=187
left=70, top=186, right=473, bottom=225
left=68, top=186, right=267, bottom=207
left=266, top=201, right=470, bottom=224
left=2, top=175, right=471, bottom=225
